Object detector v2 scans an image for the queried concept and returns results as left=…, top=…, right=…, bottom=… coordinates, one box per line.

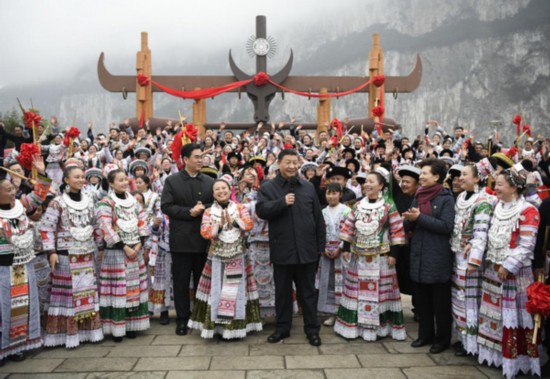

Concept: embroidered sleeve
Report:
left=91, top=203, right=104, bottom=250
left=502, top=205, right=540, bottom=275
left=388, top=203, right=406, bottom=246
left=235, top=204, right=253, bottom=232
left=200, top=209, right=218, bottom=240
left=137, top=203, right=150, bottom=238
left=95, top=198, right=121, bottom=247
left=467, top=199, right=493, bottom=267
left=339, top=205, right=356, bottom=243
left=39, top=198, right=61, bottom=252
left=20, top=175, right=52, bottom=213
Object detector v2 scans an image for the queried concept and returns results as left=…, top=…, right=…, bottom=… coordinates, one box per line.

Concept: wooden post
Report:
left=136, top=32, right=153, bottom=121
left=368, top=33, right=384, bottom=116
left=317, top=88, right=330, bottom=140
left=192, top=88, right=206, bottom=138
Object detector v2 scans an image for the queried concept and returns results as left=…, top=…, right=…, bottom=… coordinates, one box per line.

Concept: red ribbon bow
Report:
left=253, top=72, right=270, bottom=86
left=523, top=124, right=532, bottom=137
left=24, top=111, right=41, bottom=130
left=64, top=127, right=80, bottom=147
left=526, top=281, right=550, bottom=317
left=17, top=143, right=40, bottom=170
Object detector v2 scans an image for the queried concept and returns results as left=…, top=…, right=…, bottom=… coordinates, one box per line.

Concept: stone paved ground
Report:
left=0, top=296, right=539, bottom=378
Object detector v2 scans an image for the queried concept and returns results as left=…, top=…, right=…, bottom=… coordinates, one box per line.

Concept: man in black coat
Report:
left=161, top=143, right=214, bottom=335
left=256, top=149, right=326, bottom=346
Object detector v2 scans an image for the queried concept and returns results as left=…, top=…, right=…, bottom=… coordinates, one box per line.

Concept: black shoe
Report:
left=7, top=352, right=25, bottom=362
left=112, top=336, right=123, bottom=343
left=126, top=331, right=137, bottom=339
left=454, top=347, right=468, bottom=357
left=175, top=323, right=188, bottom=336
left=429, top=343, right=450, bottom=354
left=307, top=334, right=322, bottom=347
left=160, top=311, right=170, bottom=325
left=411, top=338, right=433, bottom=348
left=452, top=341, right=463, bottom=351
left=267, top=331, right=290, bottom=343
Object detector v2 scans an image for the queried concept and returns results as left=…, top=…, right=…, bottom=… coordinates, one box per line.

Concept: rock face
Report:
left=1, top=0, right=548, bottom=142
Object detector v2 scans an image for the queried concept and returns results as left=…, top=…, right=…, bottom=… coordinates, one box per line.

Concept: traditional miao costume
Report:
left=30, top=218, right=50, bottom=327
left=148, top=215, right=173, bottom=315
left=240, top=188, right=277, bottom=318
left=335, top=198, right=406, bottom=341
left=96, top=192, right=150, bottom=337
left=0, top=177, right=50, bottom=360
left=188, top=201, right=263, bottom=339
left=39, top=192, right=104, bottom=348
left=450, top=190, right=495, bottom=355
left=42, top=143, right=66, bottom=186
left=477, top=197, right=540, bottom=378
left=317, top=203, right=351, bottom=315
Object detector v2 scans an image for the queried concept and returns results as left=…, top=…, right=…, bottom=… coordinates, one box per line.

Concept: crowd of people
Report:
left=0, top=115, right=548, bottom=378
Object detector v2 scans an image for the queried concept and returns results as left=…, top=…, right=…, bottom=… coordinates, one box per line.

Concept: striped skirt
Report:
left=188, top=252, right=262, bottom=339
left=148, top=247, right=173, bottom=314
left=32, top=254, right=51, bottom=322
left=247, top=241, right=276, bottom=318
left=451, top=260, right=482, bottom=355
left=316, top=254, right=345, bottom=315
left=334, top=253, right=406, bottom=341
left=99, top=248, right=150, bottom=337
left=477, top=265, right=540, bottom=378
left=43, top=253, right=103, bottom=348
left=0, top=263, right=42, bottom=360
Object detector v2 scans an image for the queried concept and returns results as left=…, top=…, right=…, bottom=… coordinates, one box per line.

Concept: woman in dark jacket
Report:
left=403, top=158, right=455, bottom=354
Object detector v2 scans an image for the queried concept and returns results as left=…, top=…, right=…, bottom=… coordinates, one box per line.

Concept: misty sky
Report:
left=0, top=0, right=365, bottom=88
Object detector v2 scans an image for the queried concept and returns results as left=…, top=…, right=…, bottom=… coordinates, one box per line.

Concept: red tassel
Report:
left=523, top=124, right=532, bottom=137
left=330, top=118, right=343, bottom=138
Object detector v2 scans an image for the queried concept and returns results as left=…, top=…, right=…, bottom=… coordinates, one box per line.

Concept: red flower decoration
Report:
left=373, top=75, right=385, bottom=87
left=506, top=146, right=518, bottom=159
left=523, top=124, right=532, bottom=137
left=329, top=136, right=339, bottom=147
left=253, top=71, right=270, bottom=86
left=372, top=106, right=384, bottom=118
left=512, top=114, right=522, bottom=125
left=64, top=127, right=80, bottom=146
left=184, top=123, right=198, bottom=143
left=17, top=143, right=40, bottom=171
left=137, top=74, right=151, bottom=86
left=526, top=281, right=550, bottom=317
left=24, top=111, right=41, bottom=130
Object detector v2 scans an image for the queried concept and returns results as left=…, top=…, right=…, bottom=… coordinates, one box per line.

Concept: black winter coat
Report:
left=256, top=173, right=326, bottom=265
left=160, top=170, right=214, bottom=253
left=405, top=188, right=455, bottom=284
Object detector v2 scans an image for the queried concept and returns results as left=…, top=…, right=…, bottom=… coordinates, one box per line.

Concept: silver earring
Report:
left=64, top=185, right=70, bottom=194
left=474, top=184, right=479, bottom=193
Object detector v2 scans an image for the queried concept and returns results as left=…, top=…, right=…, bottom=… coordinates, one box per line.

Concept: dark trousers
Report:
left=414, top=281, right=452, bottom=345
left=273, top=262, right=320, bottom=336
left=171, top=252, right=207, bottom=324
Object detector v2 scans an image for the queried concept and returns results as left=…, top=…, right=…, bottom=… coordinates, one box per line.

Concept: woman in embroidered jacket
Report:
left=96, top=169, right=150, bottom=342
left=335, top=171, right=406, bottom=341
left=450, top=161, right=496, bottom=357
left=188, top=178, right=263, bottom=339
left=477, top=165, right=540, bottom=378
left=40, top=166, right=104, bottom=348
left=0, top=155, right=51, bottom=364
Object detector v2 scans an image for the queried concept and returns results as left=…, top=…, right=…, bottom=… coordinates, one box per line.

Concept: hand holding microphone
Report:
left=286, top=176, right=297, bottom=206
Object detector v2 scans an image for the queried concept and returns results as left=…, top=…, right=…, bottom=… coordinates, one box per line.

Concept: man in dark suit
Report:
left=161, top=143, right=214, bottom=335
left=256, top=149, right=326, bottom=346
